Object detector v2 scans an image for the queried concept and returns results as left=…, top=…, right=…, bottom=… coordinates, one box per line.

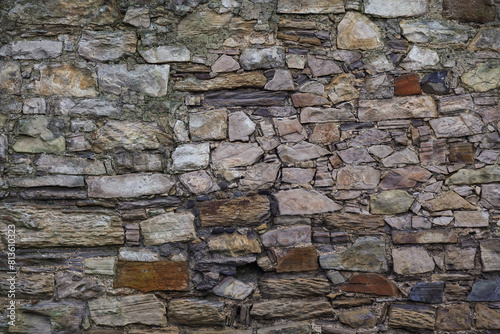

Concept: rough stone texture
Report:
left=213, top=277, right=253, bottom=300
left=123, top=7, right=150, bottom=28
left=251, top=300, right=333, bottom=320
left=276, top=246, right=319, bottom=273
left=0, top=61, right=21, bottom=94
left=389, top=304, right=435, bottom=330
left=240, top=47, right=286, bottom=70
left=480, top=239, right=500, bottom=272
left=422, top=191, right=475, bottom=211
left=482, top=183, right=500, bottom=209
left=358, top=96, right=437, bottom=121
left=476, top=303, right=500, bottom=329
left=87, top=174, right=175, bottom=198
left=370, top=190, right=414, bottom=214
left=172, top=143, right=210, bottom=171
left=199, top=196, right=270, bottom=227
left=0, top=40, right=63, bottom=60
left=212, top=142, right=264, bottom=169
left=443, top=0, right=496, bottom=23
left=277, top=0, right=344, bottom=13
left=84, top=257, right=116, bottom=276
left=140, top=211, right=196, bottom=245
left=259, top=275, right=330, bottom=298
left=140, top=46, right=190, bottom=63
left=190, top=109, right=227, bottom=141
left=454, top=211, right=489, bottom=227
left=179, top=170, right=219, bottom=195
left=393, top=247, right=435, bottom=274
left=261, top=226, right=310, bottom=248
left=467, top=277, right=500, bottom=302
left=78, top=30, right=136, bottom=62
left=277, top=142, right=330, bottom=163
left=35, top=64, right=97, bottom=97
left=337, top=12, right=383, bottom=50
left=469, top=28, right=500, bottom=53
left=342, top=273, right=400, bottom=296
left=274, top=189, right=342, bottom=215
left=168, top=299, right=225, bottom=326
left=364, top=0, right=428, bottom=17
left=409, top=282, right=445, bottom=303
left=401, top=19, right=471, bottom=43
left=462, top=61, right=500, bottom=92
left=338, top=308, right=377, bottom=328
left=436, top=304, right=472, bottom=331
left=176, top=72, right=266, bottom=91
left=208, top=231, right=261, bottom=257
left=393, top=230, right=458, bottom=244
left=446, top=165, right=500, bottom=185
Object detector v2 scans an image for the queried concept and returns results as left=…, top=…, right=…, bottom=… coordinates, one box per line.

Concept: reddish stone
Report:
left=114, top=261, right=189, bottom=292
left=292, top=93, right=329, bottom=107
left=443, top=0, right=496, bottom=23
left=394, top=73, right=422, bottom=96
left=449, top=142, right=474, bottom=164
left=275, top=246, right=319, bottom=273
left=199, top=195, right=270, bottom=227
left=420, top=140, right=446, bottom=165
left=342, top=273, right=400, bottom=296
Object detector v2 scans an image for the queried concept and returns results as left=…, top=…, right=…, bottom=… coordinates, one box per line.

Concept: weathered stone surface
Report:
left=454, top=210, right=489, bottom=227
left=307, top=55, right=342, bottom=77
left=480, top=239, right=500, bottom=272
left=98, top=64, right=169, bottom=96
left=370, top=190, right=414, bottom=214
left=274, top=189, right=341, bottom=215
left=301, top=107, right=356, bottom=123
left=0, top=40, right=63, bottom=60
left=261, top=226, right=310, bottom=248
left=140, top=212, right=196, bottom=245
left=421, top=70, right=449, bottom=95
left=265, top=69, right=295, bottom=91
left=168, top=299, right=225, bottom=326
left=338, top=308, right=376, bottom=328
left=389, top=304, right=435, bottom=330
left=55, top=271, right=103, bottom=300
left=0, top=272, right=54, bottom=298
left=292, top=93, right=329, bottom=107
left=446, top=165, right=500, bottom=185
left=382, top=148, right=419, bottom=167
left=34, top=64, right=97, bottom=97
left=326, top=213, right=385, bottom=230
left=393, top=247, right=435, bottom=274
left=337, top=166, right=380, bottom=190
left=429, top=115, right=483, bottom=138
left=394, top=73, right=421, bottom=96
left=277, top=143, right=330, bottom=163
left=330, top=298, right=373, bottom=308
left=445, top=246, right=476, bottom=270
left=190, top=109, right=227, bottom=141
left=176, top=72, right=266, bottom=92
left=282, top=168, right=315, bottom=184
left=78, top=30, right=136, bottom=62
left=89, top=294, right=167, bottom=327
left=276, top=246, right=319, bottom=273
left=9, top=175, right=84, bottom=188
left=257, top=323, right=311, bottom=334
left=342, top=273, right=399, bottom=296
left=87, top=174, right=174, bottom=198
left=400, top=19, right=470, bottom=43
left=0, top=205, right=124, bottom=248
left=119, top=248, right=159, bottom=262
left=443, top=0, right=496, bottom=23
left=327, top=74, right=359, bottom=104
left=212, top=55, right=240, bottom=73
left=420, top=140, right=447, bottom=165
left=123, top=7, right=150, bottom=28
left=84, top=257, right=116, bottom=276
left=177, top=12, right=232, bottom=38
left=240, top=47, right=285, bottom=70
left=259, top=274, right=330, bottom=298
left=199, top=195, right=270, bottom=227
left=53, top=98, right=121, bottom=118
left=208, top=231, right=261, bottom=257
left=462, top=61, right=500, bottom=92
left=393, top=230, right=458, bottom=244
left=140, top=46, right=190, bottom=63
left=18, top=188, right=87, bottom=200
left=380, top=167, right=431, bottom=189
left=476, top=303, right=500, bottom=329
left=364, top=0, right=428, bottom=17
left=213, top=277, right=253, bottom=300
left=468, top=277, right=500, bottom=301
left=401, top=45, right=439, bottom=71
left=409, top=282, right=444, bottom=303
left=240, top=162, right=280, bottom=189
left=228, top=111, right=255, bottom=142
left=172, top=143, right=210, bottom=172
left=274, top=117, right=306, bottom=142
left=320, top=237, right=387, bottom=272
left=204, top=91, right=288, bottom=107
left=251, top=300, right=333, bottom=320
left=36, top=154, right=106, bottom=175
left=422, top=191, right=475, bottom=211
left=449, top=142, right=475, bottom=164
left=0, top=61, right=21, bottom=94
left=482, top=183, right=500, bottom=208
left=179, top=170, right=219, bottom=195
left=212, top=142, right=264, bottom=169
left=337, top=12, right=383, bottom=50
left=277, top=0, right=344, bottom=13
left=309, top=123, right=341, bottom=144
left=436, top=304, right=471, bottom=331
left=114, top=261, right=189, bottom=292
left=358, top=96, right=437, bottom=121
left=469, top=28, right=500, bottom=53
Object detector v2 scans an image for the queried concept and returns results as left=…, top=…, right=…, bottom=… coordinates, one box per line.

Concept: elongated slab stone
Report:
left=140, top=212, right=196, bottom=245
left=199, top=195, right=270, bottom=227
left=259, top=274, right=330, bottom=298
left=261, top=226, right=311, bottom=248
left=467, top=277, right=500, bottom=301
left=400, top=19, right=470, bottom=43
left=251, top=300, right=333, bottom=320
left=87, top=174, right=175, bottom=198
left=277, top=142, right=330, bottom=163
left=422, top=191, right=475, bottom=211
left=78, top=30, right=137, bottom=62
left=454, top=210, right=489, bottom=227
left=204, top=91, right=289, bottom=107
left=364, top=0, right=428, bottom=17
left=445, top=165, right=500, bottom=185
left=277, top=0, right=344, bottom=13
left=480, top=239, right=500, bottom=272
left=207, top=232, right=261, bottom=257
left=8, top=175, right=84, bottom=188
left=174, top=72, right=266, bottom=91
left=337, top=166, right=380, bottom=189
left=325, top=213, right=385, bottom=230
left=212, top=142, right=264, bottom=169
left=168, top=299, right=225, bottom=326
left=0, top=40, right=63, bottom=60
left=409, top=282, right=445, bottom=303
left=393, top=230, right=458, bottom=244
left=358, top=96, right=437, bottom=121
left=36, top=154, right=106, bottom=175
left=274, top=189, right=341, bottom=215
left=388, top=304, right=435, bottom=330
left=300, top=107, right=355, bottom=123
left=140, top=45, right=190, bottom=63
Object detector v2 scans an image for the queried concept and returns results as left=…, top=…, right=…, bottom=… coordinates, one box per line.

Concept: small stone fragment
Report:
left=409, top=282, right=445, bottom=303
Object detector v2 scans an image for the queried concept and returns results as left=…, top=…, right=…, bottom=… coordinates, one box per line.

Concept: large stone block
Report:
left=0, top=40, right=63, bottom=60
left=140, top=211, right=196, bottom=245
left=78, top=30, right=136, bottom=62
left=34, top=64, right=97, bottom=97
left=168, top=299, right=225, bottom=326
left=0, top=61, right=21, bottom=94
left=189, top=109, right=227, bottom=141
left=199, top=195, right=270, bottom=227
left=337, top=12, right=383, bottom=50
left=274, top=189, right=342, bottom=215
left=87, top=174, right=175, bottom=198
left=358, top=96, right=437, bottom=121
left=36, top=154, right=106, bottom=175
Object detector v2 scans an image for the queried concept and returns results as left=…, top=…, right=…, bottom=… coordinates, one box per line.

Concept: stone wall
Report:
left=0, top=0, right=500, bottom=332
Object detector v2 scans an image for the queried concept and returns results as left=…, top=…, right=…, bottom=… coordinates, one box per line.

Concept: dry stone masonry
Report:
left=0, top=0, right=500, bottom=333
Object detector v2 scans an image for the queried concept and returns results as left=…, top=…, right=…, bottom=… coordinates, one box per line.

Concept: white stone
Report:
left=229, top=111, right=256, bottom=142
left=140, top=46, right=191, bottom=63
left=364, top=0, right=428, bottom=18
left=140, top=212, right=196, bottom=245
left=172, top=143, right=210, bottom=172
left=401, top=45, right=439, bottom=71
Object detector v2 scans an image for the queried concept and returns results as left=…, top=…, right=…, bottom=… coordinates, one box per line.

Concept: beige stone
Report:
left=34, top=64, right=97, bottom=97
left=337, top=12, right=383, bottom=50
left=140, top=212, right=196, bottom=246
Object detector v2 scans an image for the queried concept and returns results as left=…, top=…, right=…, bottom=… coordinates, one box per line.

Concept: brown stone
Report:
left=436, top=304, right=471, bottom=331
left=34, top=64, right=97, bottom=97
left=420, top=140, right=446, bottom=165
left=199, top=195, right=270, bottom=227
left=277, top=0, right=344, bottom=14
left=443, top=0, right=496, bottom=23
left=393, top=230, right=458, bottom=244
left=380, top=167, right=432, bottom=189
left=251, top=300, right=333, bottom=320
left=338, top=308, right=377, bottom=328
left=177, top=12, right=232, bottom=38
left=276, top=246, right=319, bottom=273
left=292, top=93, right=330, bottom=107
left=309, top=123, right=340, bottom=144
left=449, top=142, right=474, bottom=164
left=168, top=299, right=225, bottom=326
left=207, top=232, right=261, bottom=257
left=330, top=298, right=373, bottom=308
left=341, top=273, right=400, bottom=296
left=259, top=275, right=331, bottom=298
left=389, top=304, right=435, bottom=330
left=422, top=190, right=475, bottom=211
left=114, top=261, right=189, bottom=292
left=174, top=71, right=266, bottom=91
left=476, top=303, right=500, bottom=329
left=394, top=73, right=422, bottom=96
left=325, top=213, right=385, bottom=230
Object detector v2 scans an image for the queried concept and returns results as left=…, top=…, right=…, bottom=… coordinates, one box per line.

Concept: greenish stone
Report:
left=462, top=61, right=500, bottom=92
left=13, top=136, right=65, bottom=154
left=445, top=165, right=500, bottom=185
left=370, top=190, right=414, bottom=214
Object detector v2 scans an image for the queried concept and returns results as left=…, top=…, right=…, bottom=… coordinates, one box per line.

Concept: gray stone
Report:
left=480, top=239, right=500, bottom=272
left=0, top=135, right=7, bottom=160
left=358, top=96, right=437, bottom=121
left=368, top=145, right=393, bottom=158
left=265, top=69, right=295, bottom=91
left=240, top=47, right=285, bottom=70
left=53, top=98, right=121, bottom=118
left=98, top=64, right=169, bottom=97
left=382, top=148, right=420, bottom=167
left=179, top=170, right=219, bottom=194
left=446, top=166, right=500, bottom=185
left=123, top=7, right=150, bottom=28
left=229, top=111, right=255, bottom=142
left=172, top=143, right=211, bottom=172
left=274, top=117, right=307, bottom=142
left=213, top=278, right=253, bottom=300
left=240, top=162, right=280, bottom=189
left=211, top=55, right=240, bottom=73
left=176, top=11, right=232, bottom=39
left=338, top=308, right=377, bottom=328
left=319, top=237, right=388, bottom=272
left=190, top=109, right=227, bottom=141
left=370, top=190, right=414, bottom=214
left=115, top=152, right=163, bottom=173
left=350, top=129, right=391, bottom=147
left=337, top=12, right=383, bottom=50
left=429, top=115, right=482, bottom=138
left=338, top=148, right=375, bottom=164
left=274, top=188, right=342, bottom=215
left=400, top=19, right=470, bottom=43
left=337, top=166, right=380, bottom=189
left=277, top=0, right=344, bottom=13
left=140, top=212, right=196, bottom=246
left=84, top=257, right=117, bottom=275
left=87, top=174, right=175, bottom=198
left=445, top=246, right=476, bottom=270
left=364, top=0, right=428, bottom=17
left=0, top=40, right=63, bottom=60
left=119, top=248, right=160, bottom=262
left=282, top=168, right=316, bottom=184
left=0, top=61, right=21, bottom=94
left=0, top=272, right=54, bottom=298
left=140, top=46, right=191, bottom=63
left=212, top=142, right=263, bottom=169
left=36, top=154, right=106, bottom=175
left=261, top=226, right=311, bottom=247
left=8, top=175, right=84, bottom=188
left=439, top=94, right=474, bottom=114
left=259, top=275, right=330, bottom=298
left=408, top=282, right=444, bottom=303
left=467, top=277, right=500, bottom=302
left=307, top=55, right=343, bottom=77
left=423, top=190, right=475, bottom=211
left=462, top=61, right=500, bottom=92
left=454, top=210, right=489, bottom=227
left=300, top=107, right=356, bottom=123
left=469, top=28, right=500, bottom=53
left=393, top=247, right=435, bottom=274
left=168, top=299, right=225, bottom=326
left=277, top=142, right=330, bottom=164
left=55, top=272, right=103, bottom=300
left=401, top=45, right=439, bottom=71
left=78, top=30, right=136, bottom=62
left=482, top=183, right=500, bottom=208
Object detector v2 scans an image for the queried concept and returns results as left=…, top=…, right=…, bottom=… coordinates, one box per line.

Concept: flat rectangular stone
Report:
left=454, top=211, right=489, bottom=227
left=78, top=30, right=137, bottom=62
left=259, top=274, right=330, bottom=298
left=168, top=299, right=225, bottom=326
left=199, top=195, right=270, bottom=227
left=449, top=142, right=474, bottom=164
left=261, top=226, right=311, bottom=248
left=277, top=0, right=344, bottom=13
left=8, top=175, right=84, bottom=188
left=300, top=107, right=356, bottom=123
left=140, top=211, right=196, bottom=245
left=0, top=272, right=54, bottom=298
left=0, top=40, right=63, bottom=60
left=53, top=98, right=121, bottom=118
left=84, top=257, right=117, bottom=276
left=19, top=188, right=88, bottom=200
left=325, top=213, right=385, bottom=230
left=420, top=140, right=447, bottom=165
left=389, top=304, right=435, bottom=330
left=358, top=96, right=437, bottom=121
left=34, top=64, right=97, bottom=97
left=480, top=239, right=500, bottom=272
left=36, top=154, right=106, bottom=175
left=204, top=91, right=289, bottom=107
left=439, top=94, right=474, bottom=113
left=276, top=246, right=319, bottom=273
left=87, top=174, right=175, bottom=198
left=393, top=230, right=458, bottom=244
left=174, top=71, right=266, bottom=91
left=251, top=300, right=333, bottom=320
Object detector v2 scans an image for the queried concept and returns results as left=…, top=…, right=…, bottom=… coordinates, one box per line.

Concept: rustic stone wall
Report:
left=0, top=0, right=500, bottom=332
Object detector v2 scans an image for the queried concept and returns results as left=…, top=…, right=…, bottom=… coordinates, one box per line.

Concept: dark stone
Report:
left=204, top=91, right=289, bottom=107
left=20, top=188, right=87, bottom=200
left=421, top=71, right=449, bottom=95
left=443, top=0, right=496, bottom=23
left=408, top=282, right=445, bottom=303
left=467, top=277, right=500, bottom=301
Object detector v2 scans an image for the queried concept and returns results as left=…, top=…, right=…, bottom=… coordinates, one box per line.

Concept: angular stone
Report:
left=327, top=74, right=359, bottom=104
left=168, top=299, right=225, bottom=326
left=114, top=261, right=189, bottom=292
left=172, top=143, right=210, bottom=172
left=12, top=136, right=65, bottom=154
left=401, top=19, right=471, bottom=44
left=240, top=162, right=280, bottom=189
left=380, top=167, right=432, bottom=189
left=469, top=28, right=500, bottom=53
left=54, top=98, right=121, bottom=118
left=9, top=175, right=84, bottom=188
left=409, top=282, right=445, bottom=303
left=382, top=148, right=419, bottom=167
left=342, top=273, right=399, bottom=296
left=273, top=117, right=306, bottom=142
left=436, top=304, right=471, bottom=331
left=35, top=64, right=97, bottom=97
left=213, top=277, right=253, bottom=300
left=0, top=206, right=123, bottom=248
left=179, top=171, right=219, bottom=195
left=140, top=46, right=190, bottom=63
left=115, top=152, right=162, bottom=174
left=370, top=190, right=414, bottom=214
left=257, top=323, right=311, bottom=334
left=264, top=69, right=295, bottom=92
left=310, top=123, right=341, bottom=144
left=454, top=210, right=489, bottom=227
left=276, top=246, right=319, bottom=273
left=422, top=191, right=475, bottom=211
left=0, top=134, right=7, bottom=160
left=307, top=55, right=342, bottom=77
left=337, top=166, right=380, bottom=190
left=212, top=142, right=263, bottom=169
left=339, top=308, right=376, bottom=328
left=212, top=55, right=240, bottom=73
left=18, top=188, right=87, bottom=200
left=89, top=295, right=167, bottom=327
left=482, top=183, right=500, bottom=209
left=84, top=257, right=116, bottom=276
left=274, top=189, right=341, bottom=215
left=140, top=212, right=196, bottom=246
left=277, top=0, right=344, bottom=13
left=337, top=148, right=374, bottom=164
left=320, top=237, right=388, bottom=272
left=292, top=93, right=329, bottom=107
left=364, top=0, right=428, bottom=17
left=330, top=298, right=373, bottom=308
left=240, top=47, right=285, bottom=70
left=439, top=95, right=474, bottom=114
left=119, top=248, right=159, bottom=262
left=55, top=271, right=103, bottom=300
left=177, top=12, right=232, bottom=38
left=78, top=30, right=136, bottom=62
left=421, top=70, right=449, bottom=95
left=388, top=304, right=435, bottom=330
left=394, top=73, right=421, bottom=96
left=0, top=61, right=21, bottom=94
left=251, top=300, right=333, bottom=320
left=449, top=143, right=474, bottom=164
left=358, top=96, right=437, bottom=121
left=189, top=109, right=227, bottom=141
left=0, top=40, right=63, bottom=60
left=261, top=226, right=311, bottom=248
left=36, top=154, right=106, bottom=175
left=0, top=272, right=54, bottom=298
left=300, top=107, right=355, bottom=123
left=208, top=231, right=261, bottom=257
left=462, top=61, right=500, bottom=92
left=87, top=174, right=174, bottom=198
left=401, top=46, right=439, bottom=71
left=429, top=115, right=482, bottom=138
left=447, top=166, right=500, bottom=185
left=393, top=247, right=435, bottom=274
left=204, top=91, right=288, bottom=107
left=175, top=72, right=266, bottom=91
left=480, top=239, right=500, bottom=272
left=445, top=246, right=476, bottom=270
left=229, top=111, right=255, bottom=142
left=393, top=230, right=458, bottom=244
left=123, top=7, right=150, bottom=28
left=199, top=195, right=270, bottom=227
left=282, top=168, right=315, bottom=184
left=277, top=142, right=329, bottom=164
left=443, top=0, right=496, bottom=23
left=259, top=274, right=330, bottom=298
left=326, top=213, right=385, bottom=230
left=337, top=12, right=383, bottom=50
left=468, top=277, right=500, bottom=301
left=98, top=64, right=169, bottom=97
left=476, top=304, right=500, bottom=329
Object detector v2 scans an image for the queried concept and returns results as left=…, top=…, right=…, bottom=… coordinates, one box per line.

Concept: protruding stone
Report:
left=388, top=304, right=435, bottom=330
left=9, top=175, right=84, bottom=188
left=228, top=111, right=255, bottom=142
left=422, top=191, right=475, bottom=211
left=382, top=148, right=419, bottom=167
left=140, top=212, right=196, bottom=245
left=282, top=168, right=315, bottom=184
left=307, top=55, right=343, bottom=77
left=177, top=11, right=232, bottom=38
left=87, top=174, right=174, bottom=198
left=0, top=272, right=54, bottom=298
left=327, top=74, right=359, bottom=104
left=190, top=109, right=227, bottom=141
left=172, top=143, right=210, bottom=172
left=292, top=93, right=329, bottom=107
left=0, top=40, right=63, bottom=60
left=257, top=323, right=311, bottom=334
left=401, top=46, right=439, bottom=71
left=265, top=69, right=295, bottom=91
left=436, top=304, right=472, bottom=331
left=199, top=195, right=270, bottom=227
left=358, top=96, right=437, bottom=121
left=443, top=0, right=496, bottom=23
left=78, top=30, right=136, bottom=62
left=370, top=190, right=414, bottom=214
left=468, top=277, right=500, bottom=301
left=240, top=47, right=285, bottom=70
left=168, top=299, right=225, bottom=326
left=123, top=7, right=150, bottom=28
left=364, top=0, right=428, bottom=17
left=342, top=273, right=400, bottom=296
left=310, top=123, right=341, bottom=144
left=207, top=231, right=261, bottom=257
left=53, top=98, right=121, bottom=118
left=337, top=12, right=383, bottom=50
left=338, top=308, right=377, bottom=328
left=277, top=0, right=344, bottom=13
left=35, top=64, right=97, bottom=97
left=276, top=246, right=319, bottom=273
left=462, top=61, right=500, bottom=92
left=274, top=189, right=341, bottom=215
left=213, top=277, right=253, bottom=300
left=175, top=72, right=266, bottom=91
left=393, top=247, right=435, bottom=274
left=212, top=55, right=240, bottom=73
left=23, top=97, right=45, bottom=115
left=251, top=300, right=333, bottom=320
left=421, top=71, right=449, bottom=95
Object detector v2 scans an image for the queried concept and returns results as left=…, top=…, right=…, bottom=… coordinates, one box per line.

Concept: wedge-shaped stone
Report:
left=0, top=205, right=123, bottom=248
left=469, top=28, right=500, bottom=53
left=259, top=274, right=330, bottom=298
left=393, top=230, right=458, bottom=244
left=89, top=294, right=167, bottom=327
left=123, top=7, right=150, bottom=28
left=422, top=190, right=475, bottom=211
left=34, top=64, right=97, bottom=97
left=168, top=299, right=225, bottom=326
left=320, top=237, right=388, bottom=272
left=476, top=304, right=500, bottom=329
left=261, top=226, right=311, bottom=248
left=454, top=210, right=489, bottom=227
left=364, top=0, right=428, bottom=17
left=480, top=239, right=500, bottom=272
left=276, top=246, right=319, bottom=273
left=0, top=40, right=63, bottom=60
left=370, top=190, right=414, bottom=214
left=393, top=247, right=435, bottom=274
left=462, top=61, right=500, bottom=92
left=78, top=30, right=136, bottom=62
left=300, top=107, right=355, bottom=123
left=358, top=96, right=437, bottom=121
left=213, top=277, right=253, bottom=300
left=382, top=148, right=419, bottom=167
left=207, top=232, right=261, bottom=257
left=389, top=304, right=435, bottom=330
left=274, top=189, right=341, bottom=215
left=467, top=277, right=500, bottom=301
left=277, top=0, right=344, bottom=13
left=140, top=45, right=190, bottom=63
left=172, top=143, right=210, bottom=172
left=36, top=154, right=106, bottom=175
left=140, top=212, right=196, bottom=245
left=342, top=273, right=400, bottom=296
left=114, top=261, right=189, bottom=292
left=240, top=162, right=280, bottom=189
left=337, top=12, right=383, bottom=50
left=87, top=174, right=175, bottom=198
left=400, top=19, right=470, bottom=43
left=277, top=143, right=330, bottom=164
left=175, top=72, right=266, bottom=91
left=337, top=166, right=380, bottom=189
left=199, top=195, right=270, bottom=227
left=445, top=165, right=500, bottom=185
left=98, top=64, right=170, bottom=96
left=212, top=142, right=263, bottom=169
left=190, top=109, right=227, bottom=141
left=8, top=175, right=84, bottom=188
left=251, top=300, right=333, bottom=320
